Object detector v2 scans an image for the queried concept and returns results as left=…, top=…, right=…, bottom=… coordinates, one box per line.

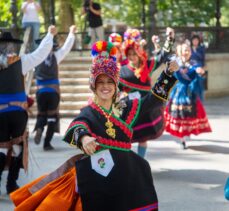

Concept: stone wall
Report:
left=205, top=53, right=229, bottom=97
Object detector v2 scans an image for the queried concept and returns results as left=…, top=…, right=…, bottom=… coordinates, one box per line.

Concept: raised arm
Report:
left=21, top=25, right=57, bottom=75
left=54, top=25, right=76, bottom=64
left=133, top=61, right=179, bottom=125
left=148, top=27, right=175, bottom=75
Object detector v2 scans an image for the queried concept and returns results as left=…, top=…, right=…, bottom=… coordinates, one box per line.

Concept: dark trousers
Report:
left=35, top=92, right=60, bottom=146
left=0, top=110, right=28, bottom=193
left=0, top=110, right=28, bottom=142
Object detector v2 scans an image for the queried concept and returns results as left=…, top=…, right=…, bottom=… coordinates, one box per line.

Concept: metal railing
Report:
left=55, top=26, right=229, bottom=54
left=2, top=26, right=228, bottom=55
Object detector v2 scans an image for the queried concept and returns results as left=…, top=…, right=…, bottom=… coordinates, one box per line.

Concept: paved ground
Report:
left=1, top=96, right=229, bottom=211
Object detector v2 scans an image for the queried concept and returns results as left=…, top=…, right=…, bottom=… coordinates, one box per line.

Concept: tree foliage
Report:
left=0, top=0, right=23, bottom=27
left=156, top=0, right=229, bottom=27
left=0, top=0, right=228, bottom=30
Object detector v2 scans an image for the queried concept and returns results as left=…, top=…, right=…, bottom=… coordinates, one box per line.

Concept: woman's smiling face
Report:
left=181, top=44, right=191, bottom=61
left=95, top=74, right=116, bottom=102
left=127, top=48, right=140, bottom=67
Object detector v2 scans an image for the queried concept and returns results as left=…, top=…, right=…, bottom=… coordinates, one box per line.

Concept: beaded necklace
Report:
left=95, top=102, right=116, bottom=139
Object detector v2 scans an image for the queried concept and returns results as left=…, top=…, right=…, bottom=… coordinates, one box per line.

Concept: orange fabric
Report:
left=10, top=175, right=47, bottom=206
left=10, top=168, right=82, bottom=211
left=74, top=197, right=83, bottom=211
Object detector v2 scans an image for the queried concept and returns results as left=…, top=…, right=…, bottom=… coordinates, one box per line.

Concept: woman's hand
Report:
left=166, top=27, right=175, bottom=40
left=196, top=67, right=205, bottom=75
left=140, top=39, right=147, bottom=47
left=168, top=60, right=179, bottom=73
left=81, top=135, right=97, bottom=155
left=48, top=25, right=57, bottom=36
left=69, top=25, right=77, bottom=34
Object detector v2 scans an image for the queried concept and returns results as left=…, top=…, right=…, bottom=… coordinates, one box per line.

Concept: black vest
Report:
left=0, top=60, right=24, bottom=94
left=35, top=54, right=58, bottom=80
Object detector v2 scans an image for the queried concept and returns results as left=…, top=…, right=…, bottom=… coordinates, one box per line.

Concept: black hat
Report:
left=35, top=36, right=59, bottom=49
left=0, top=32, right=23, bottom=44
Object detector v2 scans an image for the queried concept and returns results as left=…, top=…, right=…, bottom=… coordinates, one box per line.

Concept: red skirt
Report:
left=164, top=98, right=212, bottom=138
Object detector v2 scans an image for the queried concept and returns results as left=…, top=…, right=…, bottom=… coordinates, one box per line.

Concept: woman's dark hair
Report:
left=191, top=34, right=201, bottom=46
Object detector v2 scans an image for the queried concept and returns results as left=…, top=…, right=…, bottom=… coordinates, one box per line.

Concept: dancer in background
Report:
left=10, top=40, right=179, bottom=211
left=33, top=25, right=76, bottom=151
left=108, top=32, right=128, bottom=66
left=190, top=34, right=206, bottom=101
left=119, top=27, right=175, bottom=158
left=0, top=26, right=56, bottom=194
left=164, top=41, right=212, bottom=149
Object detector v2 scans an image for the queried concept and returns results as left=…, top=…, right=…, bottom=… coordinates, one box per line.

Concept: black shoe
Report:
left=43, top=144, right=55, bottom=151
left=181, top=141, right=188, bottom=150
left=6, top=182, right=19, bottom=194
left=34, top=128, right=43, bottom=145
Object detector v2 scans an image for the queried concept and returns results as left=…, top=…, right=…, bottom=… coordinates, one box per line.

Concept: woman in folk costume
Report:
left=164, top=41, right=212, bottom=149
left=10, top=40, right=178, bottom=211
left=118, top=27, right=175, bottom=158
left=108, top=32, right=128, bottom=66
left=0, top=26, right=56, bottom=195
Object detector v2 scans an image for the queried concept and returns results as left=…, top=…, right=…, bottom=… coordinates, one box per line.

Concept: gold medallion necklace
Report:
left=96, top=103, right=116, bottom=139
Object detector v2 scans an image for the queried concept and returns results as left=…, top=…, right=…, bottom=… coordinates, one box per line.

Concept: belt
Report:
left=37, top=84, right=60, bottom=93
left=0, top=101, right=28, bottom=110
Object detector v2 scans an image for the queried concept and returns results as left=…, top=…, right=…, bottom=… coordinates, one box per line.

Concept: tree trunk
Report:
left=40, top=0, right=52, bottom=30
left=58, top=0, right=75, bottom=32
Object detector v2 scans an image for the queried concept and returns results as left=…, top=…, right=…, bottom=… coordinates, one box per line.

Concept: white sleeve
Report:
left=54, top=32, right=75, bottom=64
left=21, top=32, right=54, bottom=75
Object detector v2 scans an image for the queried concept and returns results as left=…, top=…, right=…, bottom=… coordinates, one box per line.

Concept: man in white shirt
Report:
left=0, top=25, right=57, bottom=194
left=33, top=25, right=76, bottom=151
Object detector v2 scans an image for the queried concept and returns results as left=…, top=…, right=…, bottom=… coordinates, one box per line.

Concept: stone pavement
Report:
left=0, top=96, right=229, bottom=211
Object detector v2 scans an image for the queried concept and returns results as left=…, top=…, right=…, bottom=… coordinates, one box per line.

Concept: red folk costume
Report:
left=164, top=60, right=212, bottom=138
left=11, top=41, right=177, bottom=211
left=119, top=36, right=175, bottom=143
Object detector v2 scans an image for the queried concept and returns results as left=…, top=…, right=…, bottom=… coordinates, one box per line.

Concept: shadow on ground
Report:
left=188, top=145, right=229, bottom=154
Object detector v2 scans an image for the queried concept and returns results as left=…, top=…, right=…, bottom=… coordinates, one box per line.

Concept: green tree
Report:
left=156, top=0, right=229, bottom=27
left=0, top=0, right=23, bottom=28
left=1, top=0, right=228, bottom=30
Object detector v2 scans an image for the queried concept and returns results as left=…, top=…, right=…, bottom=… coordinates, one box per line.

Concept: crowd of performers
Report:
left=0, top=24, right=213, bottom=210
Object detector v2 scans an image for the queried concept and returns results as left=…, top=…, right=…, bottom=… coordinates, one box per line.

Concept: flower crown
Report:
left=90, top=41, right=119, bottom=90
left=109, top=33, right=122, bottom=44
left=91, top=41, right=117, bottom=61
left=124, top=28, right=141, bottom=42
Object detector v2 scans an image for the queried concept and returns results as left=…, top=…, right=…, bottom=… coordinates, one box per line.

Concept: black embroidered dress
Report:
left=10, top=71, right=177, bottom=211
left=63, top=71, right=177, bottom=211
